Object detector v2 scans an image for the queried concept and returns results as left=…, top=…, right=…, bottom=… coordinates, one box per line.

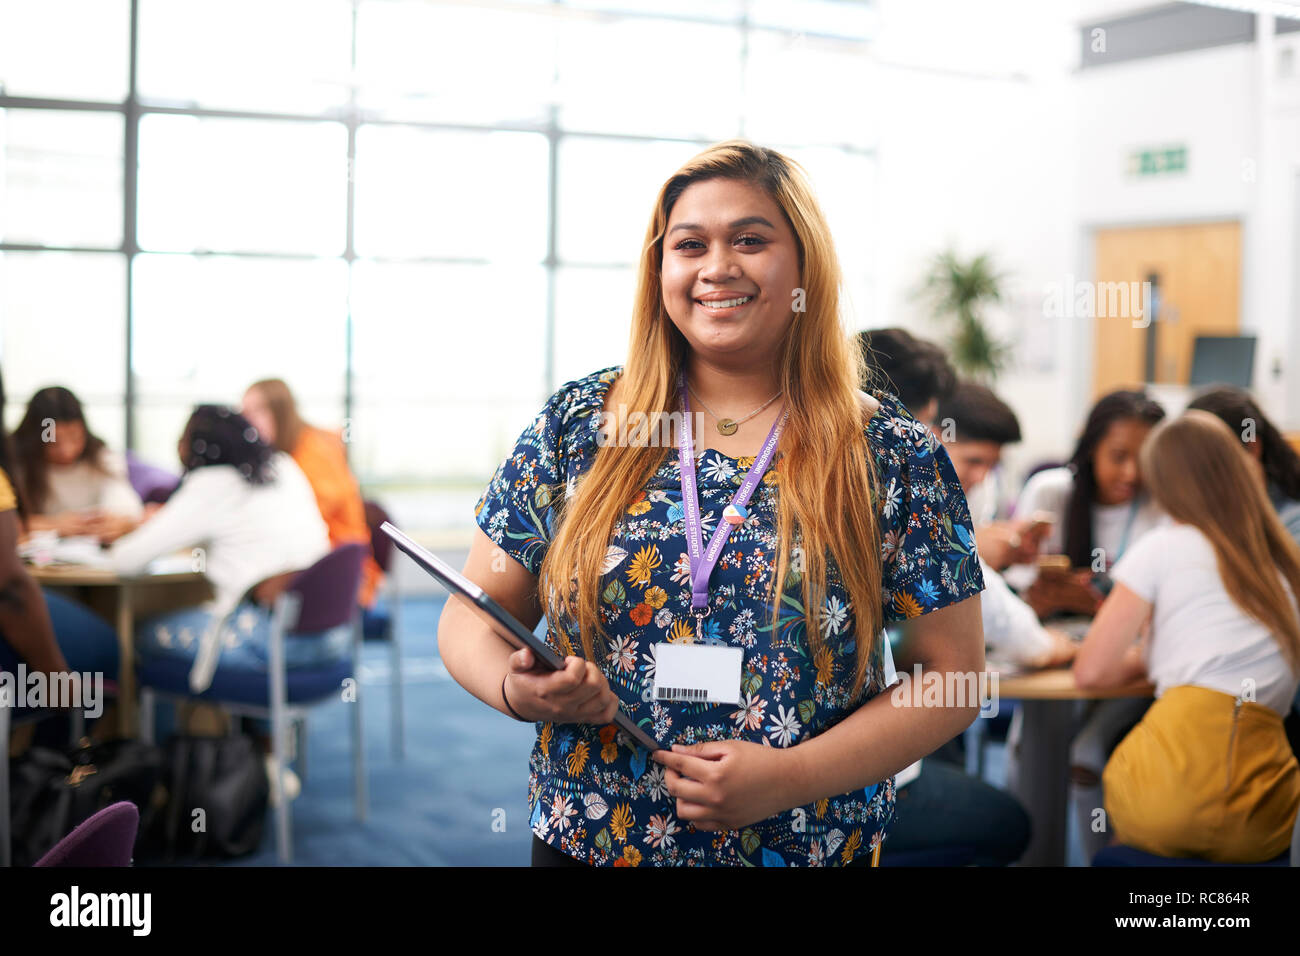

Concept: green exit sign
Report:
left=1128, top=146, right=1187, bottom=177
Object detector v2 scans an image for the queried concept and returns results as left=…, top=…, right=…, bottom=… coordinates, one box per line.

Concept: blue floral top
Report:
left=474, top=365, right=984, bottom=866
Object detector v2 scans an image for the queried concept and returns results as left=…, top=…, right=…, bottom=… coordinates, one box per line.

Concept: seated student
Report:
left=858, top=327, right=1046, bottom=570
left=1006, top=389, right=1167, bottom=617
left=856, top=326, right=956, bottom=425
left=108, top=406, right=333, bottom=685
left=10, top=386, right=143, bottom=544
left=242, top=379, right=382, bottom=608
left=936, top=383, right=1077, bottom=670
left=1187, top=385, right=1300, bottom=546
left=1074, top=411, right=1300, bottom=862
left=859, top=381, right=1042, bottom=867
left=0, top=376, right=117, bottom=745
left=1188, top=386, right=1300, bottom=754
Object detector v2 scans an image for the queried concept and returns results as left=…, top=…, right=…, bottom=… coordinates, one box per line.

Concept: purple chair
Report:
left=125, top=451, right=181, bottom=505
left=139, top=543, right=368, bottom=863
left=34, top=801, right=140, bottom=867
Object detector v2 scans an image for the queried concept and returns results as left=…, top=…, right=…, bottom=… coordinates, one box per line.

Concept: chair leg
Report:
left=295, top=717, right=307, bottom=782
left=352, top=615, right=367, bottom=822
left=0, top=697, right=11, bottom=867
left=964, top=716, right=986, bottom=779
left=140, top=688, right=156, bottom=746
left=270, top=594, right=296, bottom=864
left=389, top=592, right=404, bottom=760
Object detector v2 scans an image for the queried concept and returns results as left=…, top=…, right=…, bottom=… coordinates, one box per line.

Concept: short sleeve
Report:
left=872, top=401, right=986, bottom=623
left=473, top=379, right=596, bottom=575
left=1110, top=524, right=1162, bottom=603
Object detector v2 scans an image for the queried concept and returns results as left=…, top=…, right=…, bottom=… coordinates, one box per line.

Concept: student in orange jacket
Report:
left=241, top=379, right=382, bottom=608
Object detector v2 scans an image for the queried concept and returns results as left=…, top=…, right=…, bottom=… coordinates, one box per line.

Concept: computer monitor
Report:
left=1189, top=335, right=1256, bottom=388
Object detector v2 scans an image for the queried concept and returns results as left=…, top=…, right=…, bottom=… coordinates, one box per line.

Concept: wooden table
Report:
left=30, top=564, right=210, bottom=737
left=990, top=665, right=1154, bottom=866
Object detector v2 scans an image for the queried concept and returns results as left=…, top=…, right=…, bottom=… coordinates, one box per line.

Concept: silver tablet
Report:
left=380, top=521, right=662, bottom=752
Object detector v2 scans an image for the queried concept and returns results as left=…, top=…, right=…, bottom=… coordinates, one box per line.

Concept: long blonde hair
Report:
left=1140, top=410, right=1300, bottom=673
left=538, top=140, right=884, bottom=698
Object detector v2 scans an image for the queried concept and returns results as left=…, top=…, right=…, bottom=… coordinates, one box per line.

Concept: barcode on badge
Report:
left=654, top=686, right=708, bottom=702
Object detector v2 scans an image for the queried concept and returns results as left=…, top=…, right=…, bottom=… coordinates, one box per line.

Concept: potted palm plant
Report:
left=917, top=249, right=1010, bottom=382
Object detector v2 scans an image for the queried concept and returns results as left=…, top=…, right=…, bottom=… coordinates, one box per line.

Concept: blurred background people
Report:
left=1074, top=411, right=1300, bottom=862
left=0, top=372, right=118, bottom=746
left=1008, top=390, right=1167, bottom=618
left=857, top=326, right=956, bottom=426
left=1187, top=385, right=1300, bottom=546
left=242, top=379, right=382, bottom=609
left=936, top=382, right=1077, bottom=670
left=10, top=386, right=143, bottom=544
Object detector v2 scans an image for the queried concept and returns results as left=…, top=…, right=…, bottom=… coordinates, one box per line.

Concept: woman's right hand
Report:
left=503, top=646, right=622, bottom=725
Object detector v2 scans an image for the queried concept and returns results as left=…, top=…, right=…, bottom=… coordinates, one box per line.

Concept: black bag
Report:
left=136, top=734, right=269, bottom=863
left=8, top=738, right=164, bottom=867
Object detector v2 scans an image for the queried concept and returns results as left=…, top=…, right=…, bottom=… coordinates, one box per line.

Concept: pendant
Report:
left=717, top=418, right=738, bottom=436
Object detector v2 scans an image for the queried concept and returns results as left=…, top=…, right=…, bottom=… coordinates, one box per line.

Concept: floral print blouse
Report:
left=473, top=365, right=984, bottom=866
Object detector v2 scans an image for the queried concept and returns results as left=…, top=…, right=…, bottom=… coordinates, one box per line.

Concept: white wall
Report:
left=868, top=0, right=1083, bottom=499
left=1071, top=11, right=1300, bottom=435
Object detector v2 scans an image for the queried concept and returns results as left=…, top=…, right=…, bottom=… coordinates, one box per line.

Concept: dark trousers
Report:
left=876, top=759, right=1031, bottom=866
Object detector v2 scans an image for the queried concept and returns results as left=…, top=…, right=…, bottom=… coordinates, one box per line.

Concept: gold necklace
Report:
left=687, top=381, right=783, bottom=436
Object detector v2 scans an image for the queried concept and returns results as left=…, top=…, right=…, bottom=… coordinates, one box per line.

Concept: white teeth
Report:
left=698, top=296, right=753, bottom=309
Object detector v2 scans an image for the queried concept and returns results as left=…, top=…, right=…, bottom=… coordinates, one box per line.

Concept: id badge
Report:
left=652, top=642, right=743, bottom=705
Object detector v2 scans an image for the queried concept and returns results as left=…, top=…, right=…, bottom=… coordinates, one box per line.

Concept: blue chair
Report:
left=138, top=543, right=368, bottom=863
left=361, top=499, right=404, bottom=760
left=1092, top=844, right=1292, bottom=867
left=1092, top=803, right=1300, bottom=867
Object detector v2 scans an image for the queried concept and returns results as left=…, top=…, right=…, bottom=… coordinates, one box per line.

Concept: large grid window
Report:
left=0, top=0, right=877, bottom=511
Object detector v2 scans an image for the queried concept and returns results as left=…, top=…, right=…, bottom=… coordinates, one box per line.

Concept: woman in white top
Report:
left=1074, top=411, right=1300, bottom=862
left=1006, top=389, right=1166, bottom=617
left=1004, top=389, right=1166, bottom=862
left=108, top=405, right=333, bottom=693
left=11, top=386, right=144, bottom=542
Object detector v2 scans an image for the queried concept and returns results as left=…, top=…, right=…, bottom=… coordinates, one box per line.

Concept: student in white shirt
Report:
left=849, top=376, right=1034, bottom=866
left=1074, top=411, right=1300, bottom=862
left=109, top=405, right=333, bottom=691
left=937, top=382, right=1076, bottom=669
left=11, top=386, right=144, bottom=543
left=1005, top=389, right=1166, bottom=615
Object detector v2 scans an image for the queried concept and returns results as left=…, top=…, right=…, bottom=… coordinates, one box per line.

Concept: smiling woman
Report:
left=438, top=139, right=986, bottom=867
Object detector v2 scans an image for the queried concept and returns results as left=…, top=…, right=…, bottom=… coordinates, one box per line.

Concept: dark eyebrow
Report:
left=668, top=216, right=775, bottom=235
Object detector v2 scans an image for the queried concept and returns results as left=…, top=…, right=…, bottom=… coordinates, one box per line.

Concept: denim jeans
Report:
left=0, top=588, right=120, bottom=680
left=135, top=601, right=351, bottom=741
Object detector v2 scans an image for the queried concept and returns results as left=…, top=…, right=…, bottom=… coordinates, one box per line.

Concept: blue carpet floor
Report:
left=214, top=595, right=536, bottom=866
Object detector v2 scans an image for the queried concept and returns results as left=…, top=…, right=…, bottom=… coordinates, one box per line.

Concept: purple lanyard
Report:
left=677, top=371, right=788, bottom=632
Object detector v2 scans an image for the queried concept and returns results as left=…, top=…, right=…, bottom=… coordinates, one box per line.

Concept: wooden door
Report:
left=1092, top=221, right=1241, bottom=398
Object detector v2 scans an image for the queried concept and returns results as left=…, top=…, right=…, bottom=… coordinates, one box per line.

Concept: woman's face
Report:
left=45, top=419, right=87, bottom=466
left=660, top=177, right=802, bottom=368
left=1092, top=418, right=1154, bottom=505
left=241, top=388, right=276, bottom=445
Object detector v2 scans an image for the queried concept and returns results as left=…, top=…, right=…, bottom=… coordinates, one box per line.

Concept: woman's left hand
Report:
left=652, top=740, right=799, bottom=831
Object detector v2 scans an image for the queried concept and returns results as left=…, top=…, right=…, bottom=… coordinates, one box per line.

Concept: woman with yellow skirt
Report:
left=1074, top=411, right=1300, bottom=863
